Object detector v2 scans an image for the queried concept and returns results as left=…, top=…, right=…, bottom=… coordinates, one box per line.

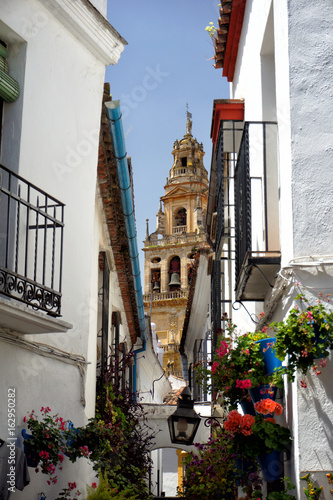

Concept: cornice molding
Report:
left=44, top=0, right=127, bottom=65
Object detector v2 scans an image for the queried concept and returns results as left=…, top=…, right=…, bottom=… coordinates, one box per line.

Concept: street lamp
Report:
left=168, top=386, right=201, bottom=445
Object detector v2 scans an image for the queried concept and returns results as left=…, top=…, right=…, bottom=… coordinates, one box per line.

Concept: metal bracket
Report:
left=232, top=300, right=260, bottom=324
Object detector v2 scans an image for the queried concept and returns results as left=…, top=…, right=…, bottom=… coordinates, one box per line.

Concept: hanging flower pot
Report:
left=271, top=293, right=333, bottom=384
left=239, top=396, right=256, bottom=416
left=64, top=421, right=80, bottom=457
left=22, top=429, right=39, bottom=468
left=312, top=324, right=328, bottom=359
left=255, top=337, right=282, bottom=375
left=256, top=450, right=284, bottom=482
left=249, top=384, right=277, bottom=405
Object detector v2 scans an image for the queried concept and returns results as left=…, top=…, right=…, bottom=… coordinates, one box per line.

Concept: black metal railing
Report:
left=234, top=124, right=251, bottom=282
left=234, top=122, right=279, bottom=284
left=0, top=164, right=64, bottom=316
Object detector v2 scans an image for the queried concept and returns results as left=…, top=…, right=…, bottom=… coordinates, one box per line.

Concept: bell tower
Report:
left=143, top=112, right=209, bottom=379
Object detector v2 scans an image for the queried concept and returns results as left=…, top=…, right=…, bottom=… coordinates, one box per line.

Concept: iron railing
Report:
left=234, top=124, right=251, bottom=282
left=234, top=122, right=279, bottom=284
left=0, top=164, right=64, bottom=316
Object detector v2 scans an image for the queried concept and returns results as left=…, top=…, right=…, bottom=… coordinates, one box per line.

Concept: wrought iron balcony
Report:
left=215, top=121, right=281, bottom=301
left=0, top=164, right=64, bottom=316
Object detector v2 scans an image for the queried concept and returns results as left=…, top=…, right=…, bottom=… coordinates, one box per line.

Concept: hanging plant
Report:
left=270, top=293, right=333, bottom=387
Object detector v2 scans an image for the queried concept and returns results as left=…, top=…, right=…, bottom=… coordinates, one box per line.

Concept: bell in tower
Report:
left=169, top=256, right=181, bottom=290
left=169, top=272, right=181, bottom=288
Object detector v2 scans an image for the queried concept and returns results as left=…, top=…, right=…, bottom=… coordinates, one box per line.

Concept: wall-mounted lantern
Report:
left=168, top=386, right=201, bottom=445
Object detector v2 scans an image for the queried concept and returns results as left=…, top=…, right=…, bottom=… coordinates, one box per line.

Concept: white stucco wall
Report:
left=0, top=0, right=127, bottom=498
left=288, top=0, right=333, bottom=258
left=228, top=1, right=333, bottom=497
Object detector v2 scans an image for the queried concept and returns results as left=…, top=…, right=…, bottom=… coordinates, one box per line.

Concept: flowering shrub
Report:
left=178, top=429, right=259, bottom=499
left=23, top=349, right=154, bottom=499
left=271, top=293, right=333, bottom=387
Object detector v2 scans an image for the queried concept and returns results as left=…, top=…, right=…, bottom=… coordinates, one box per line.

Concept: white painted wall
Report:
left=0, top=0, right=127, bottom=498
left=229, top=0, right=333, bottom=497
left=288, top=0, right=333, bottom=258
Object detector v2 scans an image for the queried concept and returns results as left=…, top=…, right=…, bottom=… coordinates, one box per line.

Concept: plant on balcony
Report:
left=196, top=324, right=272, bottom=411
left=270, top=293, right=333, bottom=387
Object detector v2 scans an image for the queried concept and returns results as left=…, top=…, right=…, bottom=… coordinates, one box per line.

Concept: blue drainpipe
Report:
left=105, top=100, right=147, bottom=402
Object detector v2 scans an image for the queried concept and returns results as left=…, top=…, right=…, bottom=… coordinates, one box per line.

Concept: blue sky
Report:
left=106, top=0, right=229, bottom=274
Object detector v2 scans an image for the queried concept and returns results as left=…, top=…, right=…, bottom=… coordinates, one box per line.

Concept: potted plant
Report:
left=223, top=400, right=291, bottom=482
left=22, top=407, right=70, bottom=483
left=270, top=293, right=333, bottom=387
left=196, top=325, right=274, bottom=413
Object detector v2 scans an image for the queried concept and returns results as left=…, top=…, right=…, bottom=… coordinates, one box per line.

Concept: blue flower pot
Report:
left=257, top=450, right=283, bottom=482
left=22, top=429, right=39, bottom=468
left=249, top=384, right=277, bottom=404
left=312, top=324, right=328, bottom=359
left=255, top=338, right=282, bottom=375
left=239, top=397, right=256, bottom=416
left=64, top=421, right=80, bottom=457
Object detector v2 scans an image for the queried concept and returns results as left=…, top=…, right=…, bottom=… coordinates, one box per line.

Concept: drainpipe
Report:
left=105, top=100, right=147, bottom=401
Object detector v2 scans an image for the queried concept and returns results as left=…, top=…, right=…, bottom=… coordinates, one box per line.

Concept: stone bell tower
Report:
left=143, top=112, right=209, bottom=379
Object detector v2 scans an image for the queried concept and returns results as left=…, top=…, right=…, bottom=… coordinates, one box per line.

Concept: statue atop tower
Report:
left=185, top=104, right=192, bottom=135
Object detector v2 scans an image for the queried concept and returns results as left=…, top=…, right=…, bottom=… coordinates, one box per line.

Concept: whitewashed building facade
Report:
left=0, top=1, right=170, bottom=498
left=203, top=0, right=333, bottom=497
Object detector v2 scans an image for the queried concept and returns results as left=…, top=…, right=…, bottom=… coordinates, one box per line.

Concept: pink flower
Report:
left=23, top=416, right=26, bottom=423
left=211, top=361, right=220, bottom=374
left=217, top=340, right=229, bottom=358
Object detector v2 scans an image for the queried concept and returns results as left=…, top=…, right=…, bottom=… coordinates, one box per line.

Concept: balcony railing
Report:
left=173, top=225, right=187, bottom=234
left=235, top=123, right=281, bottom=300
left=215, top=121, right=281, bottom=301
left=0, top=164, right=64, bottom=316
left=143, top=290, right=188, bottom=302
left=144, top=232, right=205, bottom=248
